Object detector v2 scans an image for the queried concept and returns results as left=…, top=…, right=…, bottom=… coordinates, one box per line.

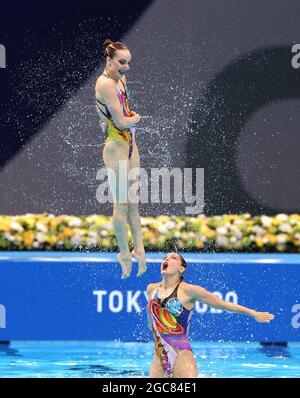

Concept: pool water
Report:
left=0, top=341, right=299, bottom=378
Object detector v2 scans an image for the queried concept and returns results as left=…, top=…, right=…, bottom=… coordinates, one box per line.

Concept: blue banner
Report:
left=0, top=252, right=299, bottom=341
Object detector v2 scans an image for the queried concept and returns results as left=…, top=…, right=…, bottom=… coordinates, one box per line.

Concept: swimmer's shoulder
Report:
left=146, top=282, right=160, bottom=297
left=96, top=74, right=126, bottom=89
left=180, top=281, right=205, bottom=296
left=95, top=75, right=117, bottom=97
left=179, top=281, right=192, bottom=289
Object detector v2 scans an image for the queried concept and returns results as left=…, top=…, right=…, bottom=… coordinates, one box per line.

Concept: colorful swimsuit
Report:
left=96, top=78, right=135, bottom=159
left=148, top=282, right=193, bottom=378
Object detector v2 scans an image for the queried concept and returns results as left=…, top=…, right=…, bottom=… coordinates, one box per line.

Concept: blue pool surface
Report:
left=0, top=341, right=299, bottom=378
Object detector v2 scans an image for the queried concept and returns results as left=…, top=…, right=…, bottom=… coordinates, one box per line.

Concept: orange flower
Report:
left=61, top=228, right=74, bottom=238
left=22, top=231, right=35, bottom=246
left=265, top=234, right=277, bottom=245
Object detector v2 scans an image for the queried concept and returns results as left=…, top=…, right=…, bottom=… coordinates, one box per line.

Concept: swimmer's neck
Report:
left=103, top=68, right=119, bottom=83
left=161, top=275, right=180, bottom=290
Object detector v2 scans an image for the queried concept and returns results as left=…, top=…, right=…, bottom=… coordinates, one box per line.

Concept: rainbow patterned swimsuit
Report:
left=148, top=282, right=193, bottom=378
left=96, top=79, right=134, bottom=158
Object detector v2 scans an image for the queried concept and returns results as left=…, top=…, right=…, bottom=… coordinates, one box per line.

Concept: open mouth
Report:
left=162, top=261, right=168, bottom=270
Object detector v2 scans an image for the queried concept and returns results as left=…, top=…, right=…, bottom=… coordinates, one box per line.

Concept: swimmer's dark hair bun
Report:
left=103, top=39, right=128, bottom=58
left=103, top=39, right=114, bottom=52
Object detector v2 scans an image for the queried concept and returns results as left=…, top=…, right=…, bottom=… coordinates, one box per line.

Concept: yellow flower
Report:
left=61, top=228, right=75, bottom=238
left=102, top=238, right=111, bottom=248
left=195, top=239, right=204, bottom=248
left=50, top=219, right=59, bottom=228
left=48, top=235, right=58, bottom=244
left=265, top=234, right=277, bottom=245
left=201, top=225, right=215, bottom=238
left=256, top=238, right=264, bottom=248
left=143, top=230, right=154, bottom=240
left=276, top=244, right=286, bottom=252
left=95, top=216, right=107, bottom=227
left=271, top=218, right=281, bottom=227
left=290, top=214, right=300, bottom=222
left=22, top=231, right=35, bottom=246
left=23, top=217, right=36, bottom=229
left=0, top=219, right=11, bottom=232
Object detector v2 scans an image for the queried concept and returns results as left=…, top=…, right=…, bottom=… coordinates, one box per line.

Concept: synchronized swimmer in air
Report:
left=95, top=39, right=147, bottom=279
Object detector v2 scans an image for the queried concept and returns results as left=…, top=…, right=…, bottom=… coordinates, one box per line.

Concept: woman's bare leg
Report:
left=127, top=142, right=147, bottom=276
left=150, top=353, right=165, bottom=378
left=103, top=140, right=132, bottom=278
left=129, top=206, right=147, bottom=276
left=113, top=204, right=131, bottom=278
left=172, top=350, right=198, bottom=378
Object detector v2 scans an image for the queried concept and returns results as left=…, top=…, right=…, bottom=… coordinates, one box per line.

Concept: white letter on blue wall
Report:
left=93, top=290, right=108, bottom=313
left=109, top=291, right=123, bottom=313
left=127, top=291, right=142, bottom=313
left=0, top=305, right=6, bottom=328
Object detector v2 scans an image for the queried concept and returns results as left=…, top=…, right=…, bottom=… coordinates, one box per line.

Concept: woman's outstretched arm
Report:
left=190, top=285, right=275, bottom=323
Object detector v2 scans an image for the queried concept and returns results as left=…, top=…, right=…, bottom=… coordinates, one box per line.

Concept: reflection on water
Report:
left=68, top=364, right=144, bottom=377
left=0, top=342, right=22, bottom=357
left=0, top=341, right=299, bottom=378
left=258, top=343, right=291, bottom=359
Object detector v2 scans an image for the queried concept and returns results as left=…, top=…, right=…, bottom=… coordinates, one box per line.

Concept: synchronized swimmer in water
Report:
left=147, top=252, right=275, bottom=378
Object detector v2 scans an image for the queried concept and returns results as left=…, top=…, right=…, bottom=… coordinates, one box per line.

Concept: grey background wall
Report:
left=0, top=0, right=299, bottom=216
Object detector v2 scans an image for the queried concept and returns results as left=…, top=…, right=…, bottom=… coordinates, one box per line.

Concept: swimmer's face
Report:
left=107, top=49, right=131, bottom=79
left=161, top=252, right=185, bottom=278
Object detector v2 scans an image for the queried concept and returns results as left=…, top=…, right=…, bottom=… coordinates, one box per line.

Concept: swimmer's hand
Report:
left=129, top=111, right=141, bottom=124
left=253, top=311, right=275, bottom=323
left=100, top=120, right=108, bottom=133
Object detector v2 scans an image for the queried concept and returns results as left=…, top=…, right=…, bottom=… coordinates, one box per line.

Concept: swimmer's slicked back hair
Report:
left=103, top=39, right=129, bottom=59
left=177, top=253, right=186, bottom=281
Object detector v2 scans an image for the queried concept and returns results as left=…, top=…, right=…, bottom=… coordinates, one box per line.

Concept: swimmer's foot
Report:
left=131, top=249, right=147, bottom=277
left=117, top=252, right=132, bottom=279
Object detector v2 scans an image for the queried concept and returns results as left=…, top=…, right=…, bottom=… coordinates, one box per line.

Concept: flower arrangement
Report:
left=0, top=213, right=299, bottom=252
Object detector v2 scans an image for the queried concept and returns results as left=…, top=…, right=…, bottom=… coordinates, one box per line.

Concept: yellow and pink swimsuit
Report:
left=96, top=79, right=134, bottom=158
